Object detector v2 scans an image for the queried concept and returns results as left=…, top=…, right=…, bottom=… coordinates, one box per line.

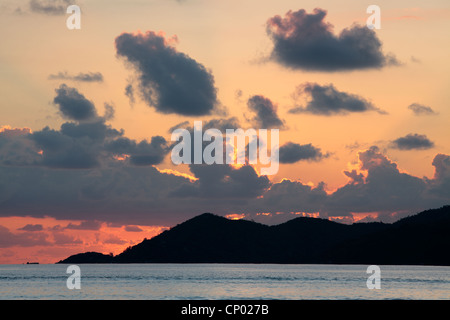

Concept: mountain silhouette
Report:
left=57, top=205, right=450, bottom=265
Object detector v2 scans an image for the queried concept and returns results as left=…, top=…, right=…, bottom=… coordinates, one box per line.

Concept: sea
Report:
left=0, top=264, right=449, bottom=300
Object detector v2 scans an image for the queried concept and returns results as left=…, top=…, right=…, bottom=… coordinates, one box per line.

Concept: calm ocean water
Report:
left=0, top=264, right=449, bottom=300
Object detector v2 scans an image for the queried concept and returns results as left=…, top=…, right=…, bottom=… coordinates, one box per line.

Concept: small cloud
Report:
left=408, top=103, right=437, bottom=116
left=48, top=71, right=104, bottom=83
left=410, top=56, right=422, bottom=64
left=53, top=84, right=98, bottom=122
left=124, top=225, right=143, bottom=232
left=29, top=0, right=76, bottom=16
left=289, top=83, right=386, bottom=116
left=124, top=84, right=135, bottom=106
left=390, top=133, right=435, bottom=150
left=17, top=224, right=44, bottom=232
left=247, top=95, right=286, bottom=129
left=278, top=142, right=329, bottom=163
left=103, top=235, right=127, bottom=245
left=65, top=220, right=102, bottom=230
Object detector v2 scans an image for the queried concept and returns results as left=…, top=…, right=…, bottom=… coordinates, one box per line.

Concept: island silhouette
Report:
left=57, top=205, right=450, bottom=265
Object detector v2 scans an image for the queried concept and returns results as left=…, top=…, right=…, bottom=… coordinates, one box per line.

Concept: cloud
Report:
left=0, top=225, right=50, bottom=247
left=326, top=146, right=435, bottom=218
left=171, top=164, right=271, bottom=199
left=125, top=84, right=135, bottom=105
left=17, top=224, right=44, bottom=232
left=65, top=220, right=102, bottom=231
left=247, top=95, right=285, bottom=129
left=408, top=103, right=437, bottom=116
left=48, top=72, right=104, bottom=83
left=0, top=126, right=40, bottom=166
left=250, top=179, right=328, bottom=217
left=1, top=85, right=170, bottom=170
left=427, top=154, right=450, bottom=198
left=278, top=142, right=329, bottom=163
left=29, top=0, right=75, bottom=15
left=115, top=31, right=223, bottom=116
left=124, top=225, right=143, bottom=232
left=266, top=8, right=399, bottom=71
left=248, top=146, right=450, bottom=223
left=289, top=83, right=385, bottom=115
left=105, top=136, right=169, bottom=166
left=52, top=232, right=82, bottom=245
left=390, top=133, right=435, bottom=150
left=53, top=84, right=98, bottom=122
left=1, top=83, right=448, bottom=227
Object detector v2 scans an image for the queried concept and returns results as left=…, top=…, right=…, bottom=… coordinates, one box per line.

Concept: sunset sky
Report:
left=1, top=0, right=449, bottom=264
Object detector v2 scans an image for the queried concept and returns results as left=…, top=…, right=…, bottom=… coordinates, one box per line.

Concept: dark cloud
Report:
left=124, top=225, right=143, bottom=232
left=1, top=136, right=449, bottom=226
left=249, top=179, right=328, bottom=218
left=52, top=232, right=82, bottom=245
left=172, top=164, right=271, bottom=199
left=0, top=126, right=40, bottom=166
left=31, top=125, right=102, bottom=169
left=115, top=31, right=223, bottom=116
left=169, top=118, right=241, bottom=165
left=65, top=220, right=102, bottom=230
left=391, top=133, right=434, bottom=150
left=248, top=146, right=450, bottom=224
left=408, top=103, right=437, bottom=116
left=0, top=225, right=50, bottom=247
left=247, top=95, right=285, bottom=129
left=343, top=169, right=365, bottom=184
left=266, top=8, right=399, bottom=71
left=17, top=224, right=43, bottom=232
left=289, top=83, right=386, bottom=115
left=0, top=85, right=170, bottom=170
left=125, top=84, right=135, bottom=105
left=48, top=72, right=104, bottom=83
left=427, top=154, right=450, bottom=198
left=106, top=136, right=169, bottom=166
left=278, top=142, right=329, bottom=163
left=29, top=0, right=75, bottom=15
left=53, top=84, right=98, bottom=122
left=326, top=146, right=434, bottom=217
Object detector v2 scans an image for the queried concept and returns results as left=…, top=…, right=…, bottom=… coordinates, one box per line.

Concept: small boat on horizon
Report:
left=26, top=262, right=39, bottom=264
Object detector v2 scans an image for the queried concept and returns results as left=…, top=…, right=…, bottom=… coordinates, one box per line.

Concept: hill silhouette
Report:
left=57, top=205, right=450, bottom=265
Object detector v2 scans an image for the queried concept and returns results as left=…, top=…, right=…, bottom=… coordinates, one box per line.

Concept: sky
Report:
left=0, top=0, right=449, bottom=264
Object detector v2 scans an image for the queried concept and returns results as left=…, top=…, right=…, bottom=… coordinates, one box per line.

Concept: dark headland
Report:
left=57, top=205, right=450, bottom=265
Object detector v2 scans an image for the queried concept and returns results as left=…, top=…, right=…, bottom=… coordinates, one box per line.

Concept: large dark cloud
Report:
left=115, top=31, right=222, bottom=116
left=266, top=8, right=399, bottom=71
left=250, top=146, right=450, bottom=224
left=1, top=86, right=448, bottom=226
left=247, top=95, right=285, bottom=129
left=325, top=146, right=435, bottom=218
left=390, top=133, right=434, bottom=150
left=289, top=83, right=385, bottom=115
left=1, top=131, right=450, bottom=226
left=278, top=142, right=329, bottom=163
